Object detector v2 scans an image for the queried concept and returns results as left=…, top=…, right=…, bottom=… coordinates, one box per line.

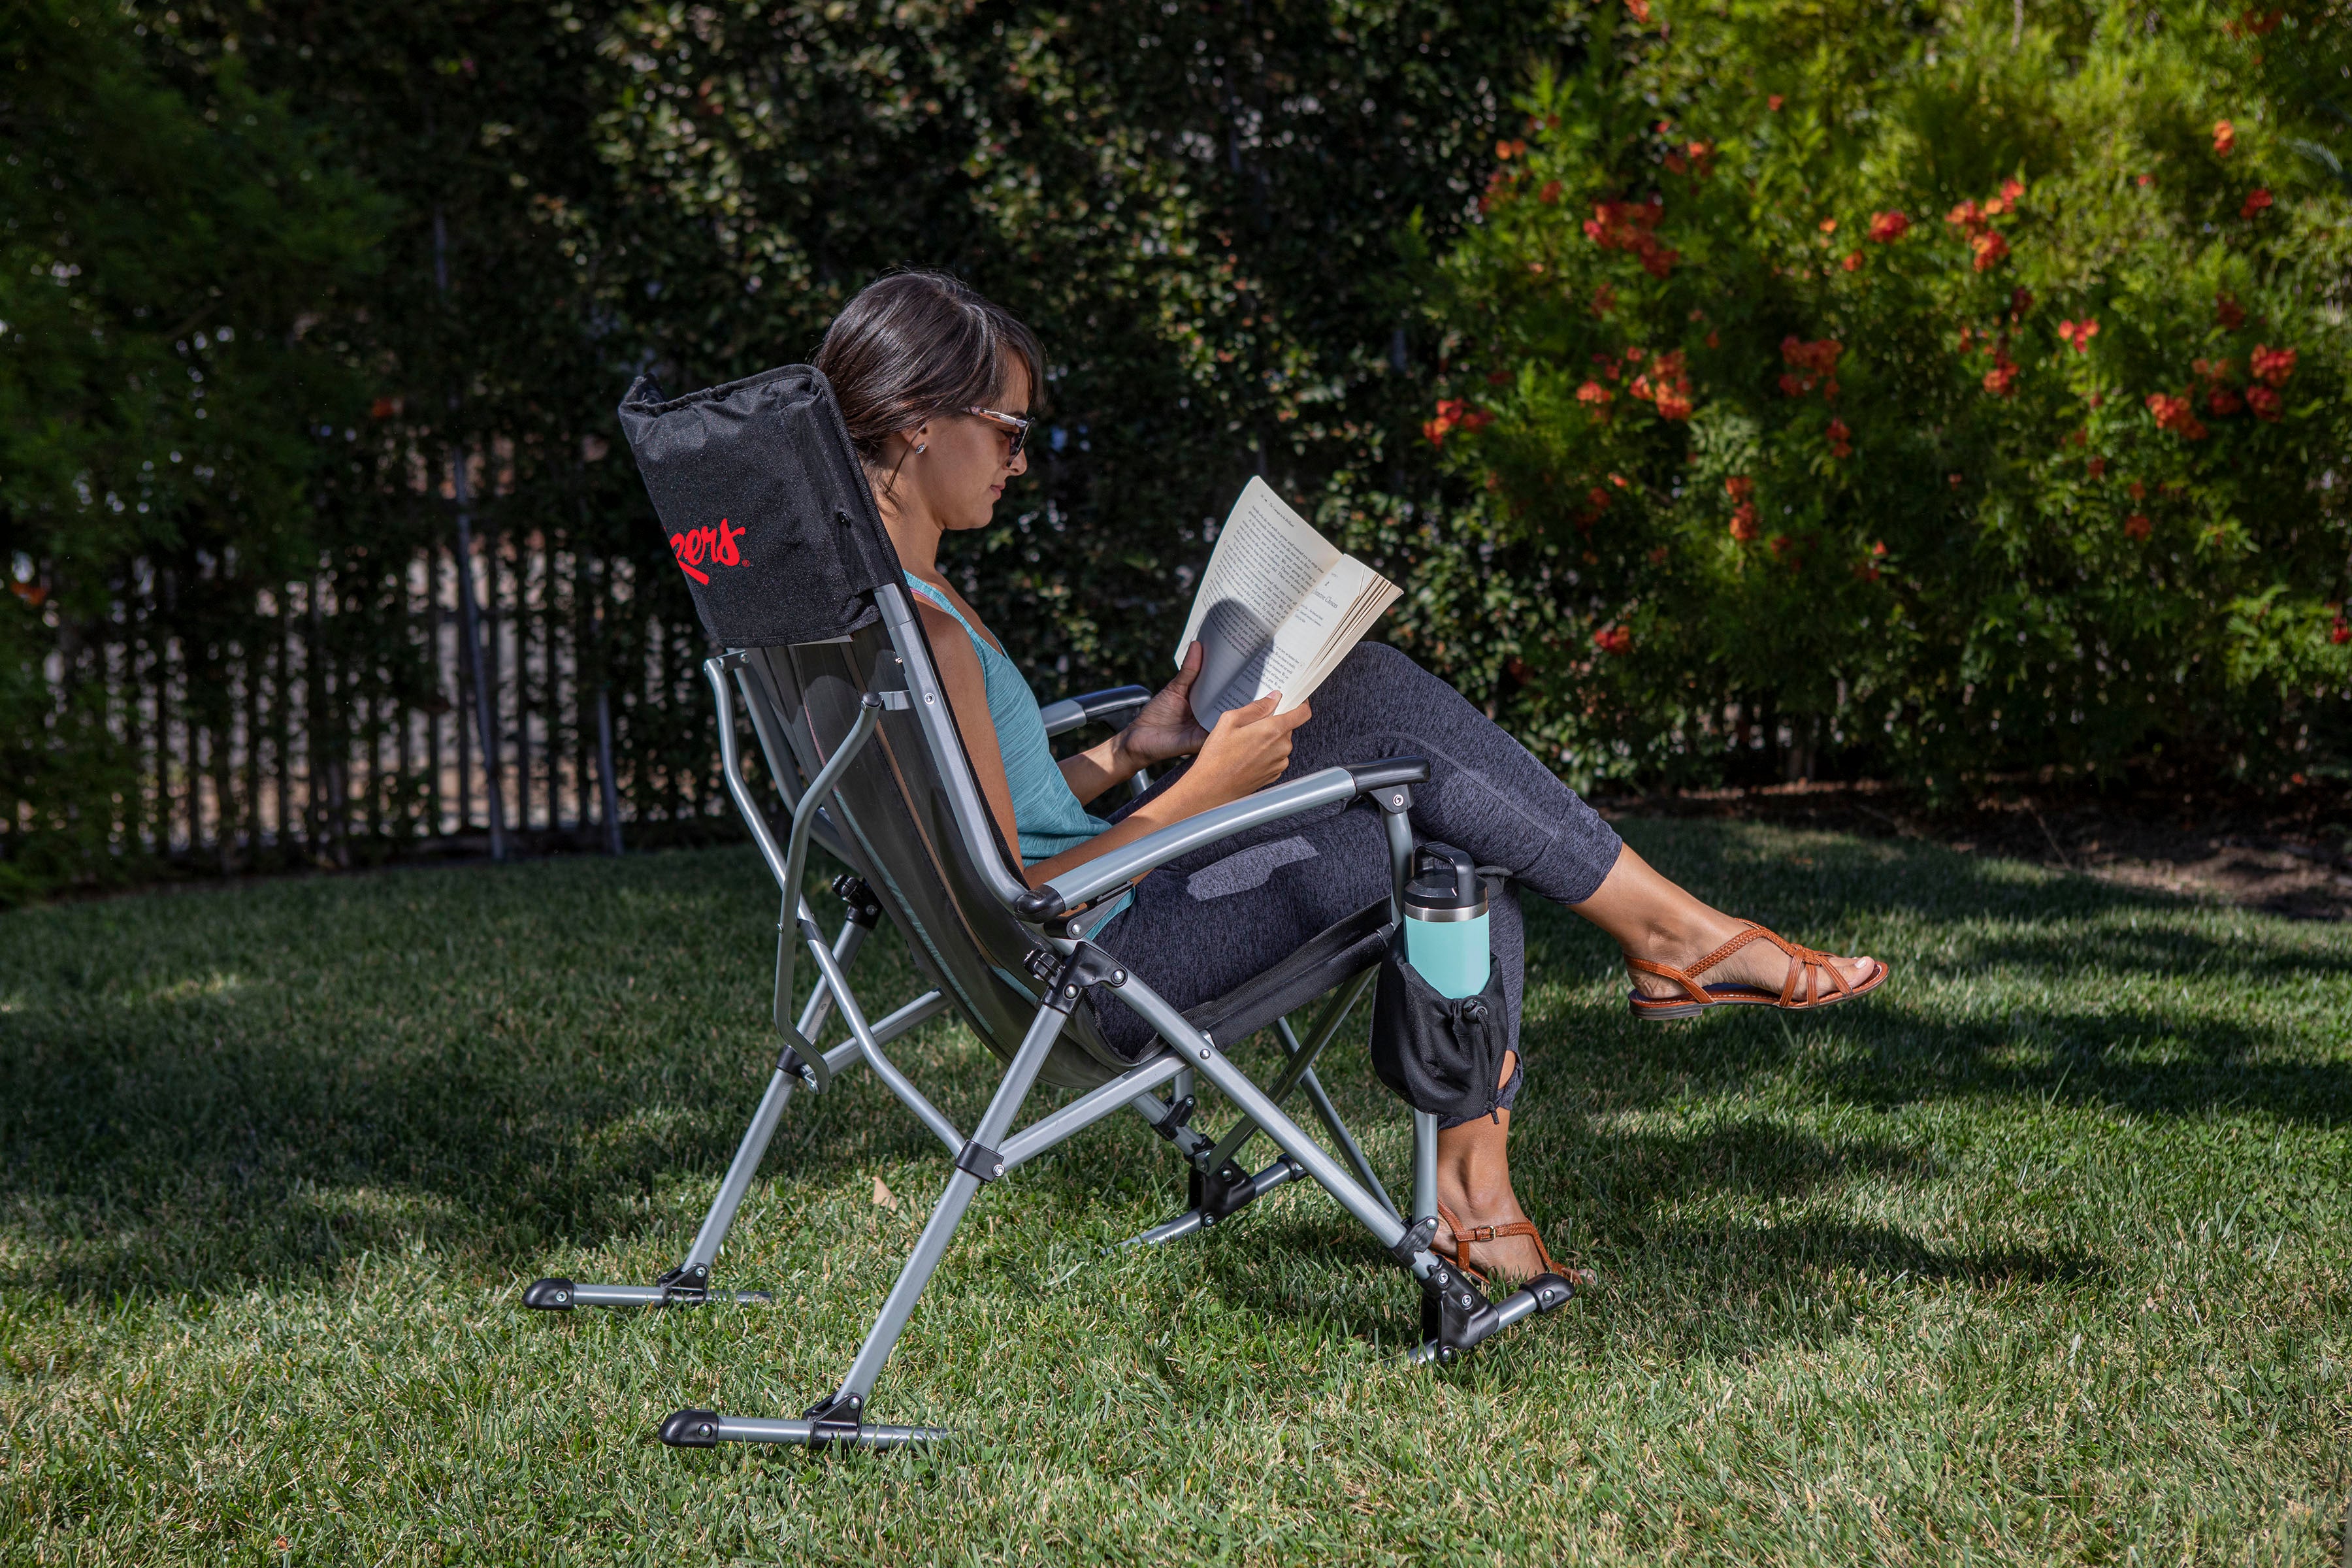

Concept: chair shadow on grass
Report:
left=0, top=826, right=2340, bottom=1319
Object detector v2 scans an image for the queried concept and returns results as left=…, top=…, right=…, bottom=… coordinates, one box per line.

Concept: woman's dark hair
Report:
left=815, top=271, right=1043, bottom=466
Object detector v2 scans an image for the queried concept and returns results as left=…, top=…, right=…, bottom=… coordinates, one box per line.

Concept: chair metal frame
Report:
left=525, top=582, right=1577, bottom=1448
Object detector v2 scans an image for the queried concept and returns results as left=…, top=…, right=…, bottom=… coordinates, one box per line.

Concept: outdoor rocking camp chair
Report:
left=520, top=364, right=1580, bottom=1449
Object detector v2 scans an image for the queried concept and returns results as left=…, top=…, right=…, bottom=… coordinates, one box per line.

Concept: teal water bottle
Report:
left=1401, top=845, right=1490, bottom=1000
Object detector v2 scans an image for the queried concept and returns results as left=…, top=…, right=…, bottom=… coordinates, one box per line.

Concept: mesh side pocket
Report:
left=1368, top=933, right=1511, bottom=1121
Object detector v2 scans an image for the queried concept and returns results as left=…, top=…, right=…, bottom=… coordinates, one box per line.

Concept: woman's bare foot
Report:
left=1623, top=912, right=1880, bottom=1002
left=1567, top=843, right=1879, bottom=1004
left=1431, top=1193, right=1552, bottom=1282
left=1431, top=1061, right=1558, bottom=1282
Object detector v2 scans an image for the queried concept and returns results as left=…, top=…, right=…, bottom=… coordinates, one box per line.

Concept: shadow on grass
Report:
left=0, top=825, right=2340, bottom=1319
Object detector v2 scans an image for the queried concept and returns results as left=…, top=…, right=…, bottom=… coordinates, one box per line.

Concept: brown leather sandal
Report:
left=1435, top=1201, right=1597, bottom=1290
left=1627, top=922, right=1887, bottom=1021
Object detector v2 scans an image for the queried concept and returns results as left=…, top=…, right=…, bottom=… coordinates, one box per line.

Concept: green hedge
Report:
left=6, top=0, right=2347, bottom=900
left=1413, top=0, right=2352, bottom=792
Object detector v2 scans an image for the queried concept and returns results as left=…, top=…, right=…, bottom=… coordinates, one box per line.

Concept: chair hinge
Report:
left=802, top=1390, right=864, bottom=1442
left=831, top=874, right=883, bottom=928
left=1041, top=942, right=1128, bottom=1015
left=1151, top=1095, right=1196, bottom=1141
left=777, top=1031, right=829, bottom=1094
left=954, top=1140, right=1007, bottom=1183
left=1388, top=1214, right=1439, bottom=1269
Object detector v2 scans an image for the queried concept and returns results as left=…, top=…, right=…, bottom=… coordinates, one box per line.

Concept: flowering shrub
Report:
left=1412, top=0, right=2351, bottom=789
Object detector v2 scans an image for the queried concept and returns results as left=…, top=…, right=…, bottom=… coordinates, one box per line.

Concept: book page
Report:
left=1175, top=478, right=1343, bottom=727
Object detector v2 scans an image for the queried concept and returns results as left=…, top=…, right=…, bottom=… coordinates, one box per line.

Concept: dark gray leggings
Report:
left=1089, top=643, right=1624, bottom=1123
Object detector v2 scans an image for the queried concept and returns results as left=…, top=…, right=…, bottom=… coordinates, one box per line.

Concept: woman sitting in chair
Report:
left=817, top=270, right=1888, bottom=1288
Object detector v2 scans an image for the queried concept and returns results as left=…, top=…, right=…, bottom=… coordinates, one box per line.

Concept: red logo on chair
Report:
left=670, top=518, right=746, bottom=585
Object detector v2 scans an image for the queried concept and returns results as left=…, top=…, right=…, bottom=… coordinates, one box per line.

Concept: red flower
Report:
left=2213, top=120, right=2237, bottom=157
left=2136, top=172, right=2154, bottom=188
left=1827, top=417, right=1852, bottom=457
left=2242, top=188, right=2273, bottom=218
left=1588, top=486, right=1611, bottom=510
left=1584, top=197, right=1677, bottom=277
left=1946, top=199, right=1984, bottom=229
left=2208, top=385, right=2245, bottom=417
left=1841, top=250, right=1863, bottom=272
left=1593, top=624, right=1633, bottom=655
left=1423, top=398, right=1467, bottom=446
left=2001, top=178, right=2025, bottom=201
left=1729, top=502, right=1760, bottom=541
left=2250, top=344, right=2296, bottom=387
left=1576, top=380, right=1615, bottom=412
left=1970, top=231, right=2010, bottom=271
left=1538, top=179, right=1563, bottom=205
left=2125, top=514, right=2153, bottom=540
left=1724, top=475, right=1755, bottom=501
left=1624, top=0, right=1652, bottom=21
left=2057, top=318, right=2100, bottom=353
left=1781, top=336, right=1843, bottom=378
left=1983, top=360, right=2019, bottom=397
left=1495, top=139, right=1527, bottom=160
left=1867, top=210, right=1910, bottom=243
left=1819, top=217, right=1839, bottom=235
left=2332, top=617, right=2351, bottom=645
left=2087, top=457, right=2106, bottom=478
left=2216, top=294, right=2247, bottom=329
left=2128, top=480, right=2146, bottom=500
left=2146, top=393, right=2208, bottom=439
left=2247, top=385, right=2283, bottom=420
left=1767, top=94, right=1784, bottom=111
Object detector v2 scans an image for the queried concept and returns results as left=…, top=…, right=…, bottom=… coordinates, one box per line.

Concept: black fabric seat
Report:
left=1181, top=898, right=1394, bottom=1053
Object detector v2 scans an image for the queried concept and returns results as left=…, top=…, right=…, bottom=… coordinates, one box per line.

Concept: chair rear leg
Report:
left=661, top=954, right=1083, bottom=1447
left=525, top=902, right=949, bottom=1312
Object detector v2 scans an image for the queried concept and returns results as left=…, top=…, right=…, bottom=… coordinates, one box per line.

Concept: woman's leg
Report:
left=1281, top=644, right=1879, bottom=1001
left=1098, top=642, right=1877, bottom=1276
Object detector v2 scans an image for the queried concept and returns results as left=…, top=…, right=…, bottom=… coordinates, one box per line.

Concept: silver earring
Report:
left=915, top=442, right=927, bottom=453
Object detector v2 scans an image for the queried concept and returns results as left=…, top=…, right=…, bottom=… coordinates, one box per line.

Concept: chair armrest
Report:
left=1038, top=685, right=1152, bottom=738
left=1011, top=757, right=1429, bottom=920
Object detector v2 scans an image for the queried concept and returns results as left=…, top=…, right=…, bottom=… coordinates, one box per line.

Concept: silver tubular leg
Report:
left=1113, top=975, right=1438, bottom=1275
left=677, top=985, right=948, bottom=1274
left=830, top=999, right=1071, bottom=1404
left=803, top=917, right=964, bottom=1158
left=1298, top=1064, right=1399, bottom=1223
left=1126, top=1156, right=1307, bottom=1248
left=1132, top=1092, right=1213, bottom=1160
left=796, top=913, right=869, bottom=1046
left=1413, top=1110, right=1439, bottom=1224
left=999, top=1054, right=1184, bottom=1170
left=681, top=1069, right=798, bottom=1273
left=1204, top=972, right=1374, bottom=1172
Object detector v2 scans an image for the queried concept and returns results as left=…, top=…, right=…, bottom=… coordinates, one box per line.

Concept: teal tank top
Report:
left=904, top=576, right=1133, bottom=927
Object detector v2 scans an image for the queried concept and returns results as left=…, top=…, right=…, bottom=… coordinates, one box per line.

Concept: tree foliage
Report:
left=1420, top=0, right=2352, bottom=791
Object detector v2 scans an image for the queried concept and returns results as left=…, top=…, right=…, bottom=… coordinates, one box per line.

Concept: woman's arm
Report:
left=926, top=608, right=1311, bottom=892
left=1022, top=694, right=1308, bottom=887
left=916, top=600, right=1028, bottom=865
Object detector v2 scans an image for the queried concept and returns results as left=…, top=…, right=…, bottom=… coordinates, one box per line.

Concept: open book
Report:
left=1173, top=477, right=1402, bottom=730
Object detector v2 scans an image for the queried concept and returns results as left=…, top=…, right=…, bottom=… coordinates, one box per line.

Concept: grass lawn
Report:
left=3, top=820, right=2347, bottom=1563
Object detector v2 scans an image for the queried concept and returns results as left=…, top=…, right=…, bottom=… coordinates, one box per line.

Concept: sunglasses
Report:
left=964, top=405, right=1032, bottom=459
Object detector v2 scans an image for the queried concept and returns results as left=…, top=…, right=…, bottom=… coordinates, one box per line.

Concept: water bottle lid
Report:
left=1403, top=845, right=1487, bottom=920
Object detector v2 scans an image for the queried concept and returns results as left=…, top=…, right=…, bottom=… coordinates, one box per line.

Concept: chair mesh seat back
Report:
left=741, top=631, right=1138, bottom=1091
left=616, top=361, right=1138, bottom=1092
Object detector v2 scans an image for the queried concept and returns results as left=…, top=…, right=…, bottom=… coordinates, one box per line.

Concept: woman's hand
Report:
left=1170, top=691, right=1313, bottom=811
left=1114, top=642, right=1212, bottom=770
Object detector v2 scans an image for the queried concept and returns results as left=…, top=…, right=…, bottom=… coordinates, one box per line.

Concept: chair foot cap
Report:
left=521, top=1277, right=576, bottom=1311
left=660, top=1409, right=722, bottom=1448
